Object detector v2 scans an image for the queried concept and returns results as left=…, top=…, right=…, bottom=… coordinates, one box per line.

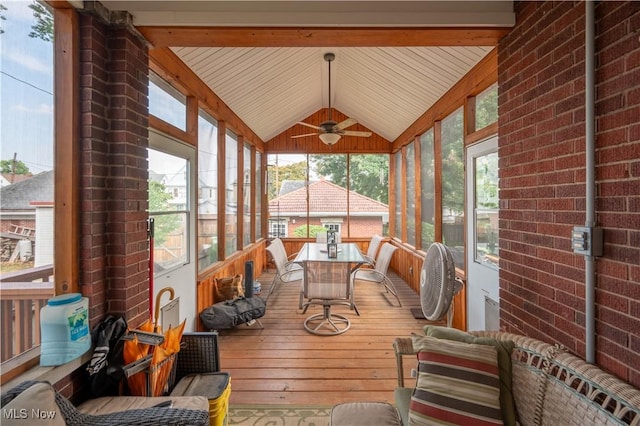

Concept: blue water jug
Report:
left=40, top=293, right=91, bottom=366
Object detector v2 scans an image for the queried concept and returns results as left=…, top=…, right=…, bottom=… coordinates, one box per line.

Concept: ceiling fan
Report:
left=293, top=52, right=372, bottom=145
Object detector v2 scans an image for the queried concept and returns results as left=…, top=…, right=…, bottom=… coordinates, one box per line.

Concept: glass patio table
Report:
left=294, top=243, right=366, bottom=315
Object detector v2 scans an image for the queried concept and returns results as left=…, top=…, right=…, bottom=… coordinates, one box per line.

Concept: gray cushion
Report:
left=393, top=387, right=413, bottom=426
left=331, top=401, right=402, bottom=426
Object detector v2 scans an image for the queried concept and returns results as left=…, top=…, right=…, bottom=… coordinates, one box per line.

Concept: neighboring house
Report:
left=0, top=171, right=54, bottom=266
left=268, top=180, right=389, bottom=238
left=0, top=173, right=33, bottom=188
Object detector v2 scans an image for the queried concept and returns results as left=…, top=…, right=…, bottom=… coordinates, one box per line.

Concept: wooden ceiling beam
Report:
left=139, top=26, right=510, bottom=48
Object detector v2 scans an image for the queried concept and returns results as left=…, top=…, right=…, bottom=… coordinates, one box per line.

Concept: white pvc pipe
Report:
left=585, top=0, right=596, bottom=364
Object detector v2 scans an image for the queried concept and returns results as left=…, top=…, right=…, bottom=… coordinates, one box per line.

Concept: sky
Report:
left=0, top=0, right=54, bottom=174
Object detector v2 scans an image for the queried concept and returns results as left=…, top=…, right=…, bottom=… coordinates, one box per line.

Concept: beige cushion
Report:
left=2, top=382, right=65, bottom=426
left=330, top=401, right=402, bottom=426
left=409, top=335, right=503, bottom=425
left=77, top=395, right=208, bottom=414
left=423, top=325, right=517, bottom=426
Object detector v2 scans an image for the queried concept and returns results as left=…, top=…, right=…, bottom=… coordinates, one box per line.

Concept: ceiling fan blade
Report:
left=334, top=118, right=358, bottom=130
left=296, top=122, right=321, bottom=130
left=291, top=133, right=318, bottom=139
left=343, top=130, right=372, bottom=137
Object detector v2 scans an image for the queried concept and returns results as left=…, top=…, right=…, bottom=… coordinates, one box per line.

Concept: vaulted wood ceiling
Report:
left=99, top=1, right=514, bottom=145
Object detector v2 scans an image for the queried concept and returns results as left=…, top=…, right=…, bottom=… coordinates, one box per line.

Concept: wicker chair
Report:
left=1, top=381, right=209, bottom=426
left=392, top=331, right=640, bottom=426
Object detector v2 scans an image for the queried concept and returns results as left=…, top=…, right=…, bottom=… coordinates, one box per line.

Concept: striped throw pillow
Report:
left=409, top=334, right=503, bottom=426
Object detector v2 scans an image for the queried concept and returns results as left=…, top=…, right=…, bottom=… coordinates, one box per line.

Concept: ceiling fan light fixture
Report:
left=319, top=133, right=341, bottom=145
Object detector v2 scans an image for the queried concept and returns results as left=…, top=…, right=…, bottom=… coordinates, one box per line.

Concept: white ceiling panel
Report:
left=172, top=46, right=492, bottom=141
left=96, top=1, right=511, bottom=143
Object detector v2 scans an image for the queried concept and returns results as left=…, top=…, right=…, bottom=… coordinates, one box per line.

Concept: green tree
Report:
left=293, top=224, right=326, bottom=238
left=311, top=154, right=347, bottom=185
left=149, top=180, right=181, bottom=246
left=28, top=1, right=53, bottom=42
left=0, top=159, right=30, bottom=174
left=476, top=85, right=498, bottom=130
left=268, top=161, right=307, bottom=200
left=311, top=154, right=389, bottom=203
left=0, top=2, right=53, bottom=40
left=441, top=110, right=465, bottom=214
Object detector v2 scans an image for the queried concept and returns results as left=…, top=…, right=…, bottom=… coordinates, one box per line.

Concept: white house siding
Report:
left=34, top=205, right=54, bottom=267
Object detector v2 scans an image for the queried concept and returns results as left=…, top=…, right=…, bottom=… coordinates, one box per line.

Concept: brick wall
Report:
left=499, top=1, right=640, bottom=387
left=79, top=14, right=149, bottom=328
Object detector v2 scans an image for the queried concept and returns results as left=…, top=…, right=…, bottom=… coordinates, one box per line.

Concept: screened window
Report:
left=267, top=153, right=390, bottom=238
left=309, top=154, right=347, bottom=238
left=149, top=72, right=186, bottom=131
left=242, top=142, right=252, bottom=247
left=474, top=151, right=499, bottom=268
left=0, top=0, right=55, bottom=364
left=406, top=143, right=416, bottom=247
left=348, top=154, right=389, bottom=238
left=475, top=83, right=498, bottom=130
left=225, top=130, right=238, bottom=256
left=255, top=151, right=262, bottom=240
left=148, top=148, right=189, bottom=271
left=420, top=129, right=436, bottom=248
left=441, top=108, right=465, bottom=269
left=197, top=110, right=218, bottom=271
left=267, top=154, right=307, bottom=239
left=394, top=151, right=402, bottom=238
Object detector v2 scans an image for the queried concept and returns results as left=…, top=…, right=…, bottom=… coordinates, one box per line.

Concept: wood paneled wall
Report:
left=196, top=240, right=267, bottom=330
left=389, top=241, right=466, bottom=330
left=266, top=108, right=392, bottom=153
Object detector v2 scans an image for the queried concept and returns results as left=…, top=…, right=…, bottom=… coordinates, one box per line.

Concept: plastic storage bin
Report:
left=171, top=372, right=231, bottom=426
left=40, top=293, right=91, bottom=366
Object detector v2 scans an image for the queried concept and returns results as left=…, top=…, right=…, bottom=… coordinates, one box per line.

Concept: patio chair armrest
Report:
left=283, top=259, right=301, bottom=270
left=393, top=337, right=416, bottom=388
left=362, top=254, right=376, bottom=266
left=352, top=268, right=385, bottom=282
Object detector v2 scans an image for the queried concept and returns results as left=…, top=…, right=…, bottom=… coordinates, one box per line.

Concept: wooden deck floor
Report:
left=218, top=269, right=442, bottom=406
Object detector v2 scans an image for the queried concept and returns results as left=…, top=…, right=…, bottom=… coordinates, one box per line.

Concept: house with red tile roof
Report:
left=268, top=179, right=389, bottom=238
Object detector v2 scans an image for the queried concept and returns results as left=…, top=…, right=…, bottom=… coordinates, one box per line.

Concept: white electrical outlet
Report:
left=411, top=368, right=417, bottom=378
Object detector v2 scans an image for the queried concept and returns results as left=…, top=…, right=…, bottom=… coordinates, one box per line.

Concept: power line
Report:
left=0, top=70, right=53, bottom=96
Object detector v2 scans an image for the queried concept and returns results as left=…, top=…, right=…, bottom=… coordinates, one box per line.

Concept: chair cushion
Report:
left=2, top=382, right=65, bottom=426
left=77, top=395, right=208, bottom=414
left=423, top=325, right=516, bottom=426
left=393, top=387, right=413, bottom=426
left=330, top=401, right=402, bottom=426
left=409, top=334, right=503, bottom=425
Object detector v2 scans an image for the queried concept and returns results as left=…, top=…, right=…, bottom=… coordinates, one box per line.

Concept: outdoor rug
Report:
left=227, top=404, right=331, bottom=426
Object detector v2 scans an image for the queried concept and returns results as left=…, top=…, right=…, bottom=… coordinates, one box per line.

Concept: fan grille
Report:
left=420, top=243, right=457, bottom=321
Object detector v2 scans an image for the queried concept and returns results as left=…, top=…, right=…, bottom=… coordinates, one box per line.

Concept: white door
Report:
left=466, top=137, right=499, bottom=331
left=148, top=129, right=197, bottom=332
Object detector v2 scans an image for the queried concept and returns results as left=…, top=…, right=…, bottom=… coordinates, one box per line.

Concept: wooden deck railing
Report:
left=0, top=265, right=54, bottom=362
